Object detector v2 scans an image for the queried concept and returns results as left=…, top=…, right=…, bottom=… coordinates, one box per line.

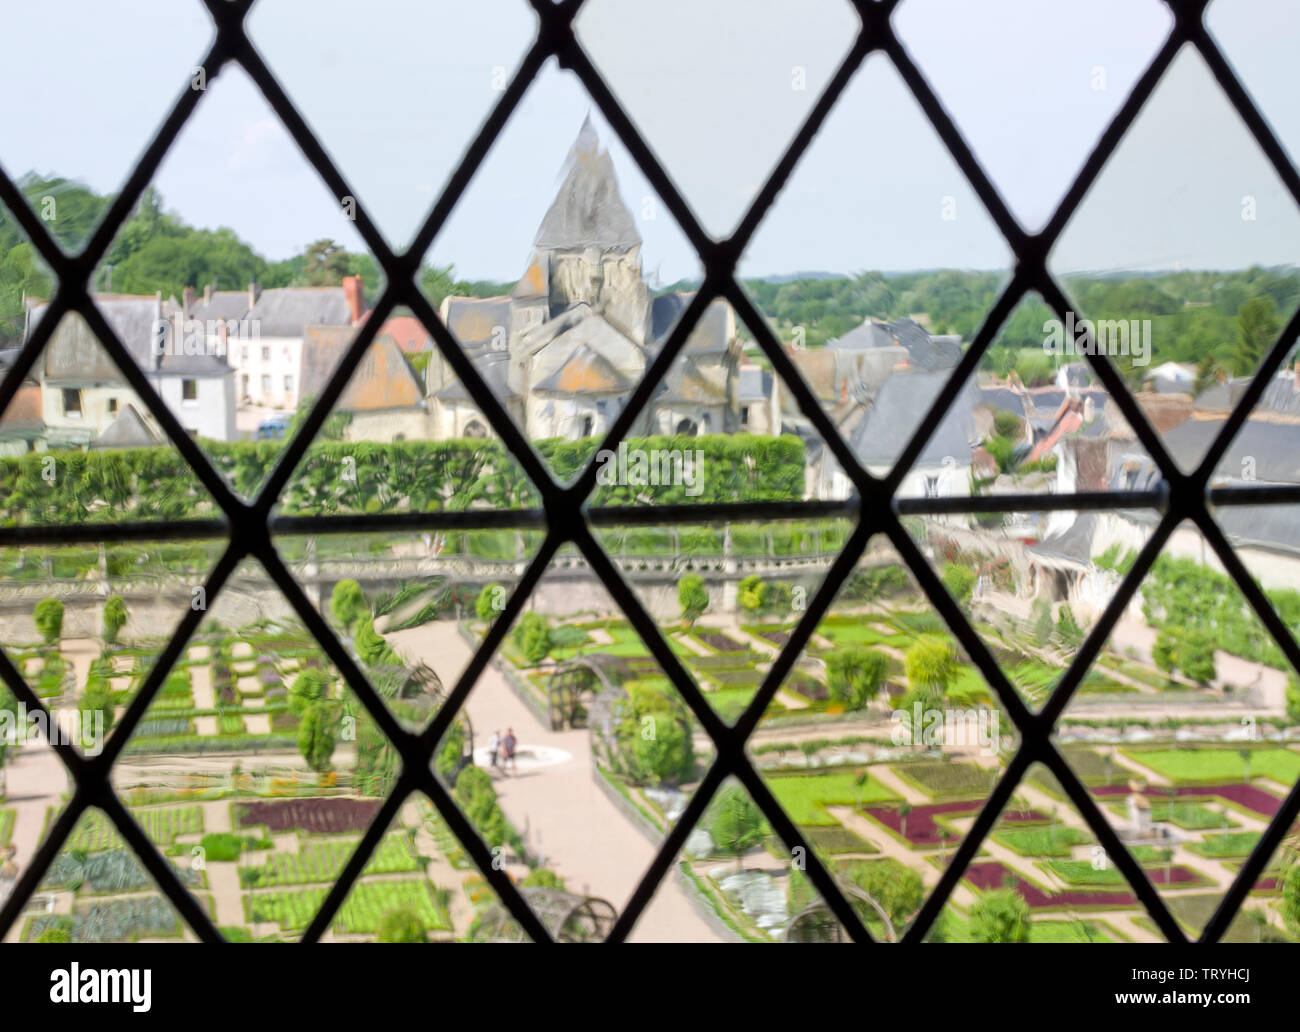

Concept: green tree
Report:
left=80, top=665, right=116, bottom=742
left=1234, top=296, right=1279, bottom=375
left=289, top=668, right=331, bottom=717
left=824, top=645, right=890, bottom=710
left=1282, top=863, right=1300, bottom=939
left=101, top=596, right=128, bottom=644
left=612, top=679, right=695, bottom=785
left=330, top=579, right=367, bottom=632
left=297, top=701, right=339, bottom=773
left=903, top=635, right=958, bottom=704
left=1030, top=598, right=1053, bottom=647
left=709, top=786, right=768, bottom=870
left=992, top=410, right=1022, bottom=439
left=678, top=573, right=708, bottom=627
left=354, top=616, right=394, bottom=666
left=475, top=583, right=504, bottom=623
left=376, top=907, right=427, bottom=943
left=1192, top=352, right=1222, bottom=398
left=521, top=868, right=566, bottom=890
left=512, top=611, right=551, bottom=665
left=940, top=562, right=976, bottom=606
left=737, top=574, right=766, bottom=617
left=849, top=858, right=924, bottom=934
left=1178, top=632, right=1217, bottom=686
left=1152, top=631, right=1178, bottom=678
left=34, top=598, right=63, bottom=644
left=0, top=682, right=19, bottom=776
left=970, top=887, right=1031, bottom=943
left=1054, top=604, right=1084, bottom=648
left=1286, top=674, right=1300, bottom=725
left=299, top=238, right=351, bottom=286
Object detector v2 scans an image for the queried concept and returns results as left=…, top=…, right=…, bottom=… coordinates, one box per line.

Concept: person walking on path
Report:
left=502, top=728, right=518, bottom=774
left=488, top=730, right=501, bottom=771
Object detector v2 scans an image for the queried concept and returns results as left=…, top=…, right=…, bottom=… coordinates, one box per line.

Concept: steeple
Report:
left=534, top=116, right=641, bottom=252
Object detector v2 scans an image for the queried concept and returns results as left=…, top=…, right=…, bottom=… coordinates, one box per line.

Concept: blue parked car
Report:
left=256, top=415, right=291, bottom=440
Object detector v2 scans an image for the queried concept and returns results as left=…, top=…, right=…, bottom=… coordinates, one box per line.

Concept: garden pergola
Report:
left=473, top=887, right=618, bottom=943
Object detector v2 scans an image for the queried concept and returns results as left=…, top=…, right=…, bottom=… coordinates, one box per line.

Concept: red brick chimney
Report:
left=343, top=274, right=365, bottom=325
left=204, top=283, right=213, bottom=305
left=182, top=285, right=195, bottom=315
left=248, top=280, right=261, bottom=310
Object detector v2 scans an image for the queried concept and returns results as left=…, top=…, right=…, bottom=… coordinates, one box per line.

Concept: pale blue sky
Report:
left=2, top=0, right=1298, bottom=282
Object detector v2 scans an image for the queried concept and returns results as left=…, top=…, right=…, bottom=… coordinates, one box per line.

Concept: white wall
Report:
left=155, top=374, right=236, bottom=442
left=230, top=335, right=302, bottom=409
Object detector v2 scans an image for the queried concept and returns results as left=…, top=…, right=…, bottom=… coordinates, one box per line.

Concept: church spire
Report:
left=534, top=117, right=641, bottom=251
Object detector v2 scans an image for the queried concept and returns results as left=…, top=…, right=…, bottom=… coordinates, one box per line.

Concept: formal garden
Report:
left=2, top=500, right=1299, bottom=942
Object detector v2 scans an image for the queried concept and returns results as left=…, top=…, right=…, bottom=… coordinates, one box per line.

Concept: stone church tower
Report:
left=436, top=117, right=741, bottom=442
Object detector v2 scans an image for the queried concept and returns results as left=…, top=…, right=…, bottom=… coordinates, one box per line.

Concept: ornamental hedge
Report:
left=0, top=434, right=805, bottom=524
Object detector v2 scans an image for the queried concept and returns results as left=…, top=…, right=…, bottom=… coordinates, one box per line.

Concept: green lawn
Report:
left=1187, top=832, right=1261, bottom=859
left=991, top=826, right=1090, bottom=858
left=1123, top=747, right=1300, bottom=786
left=62, top=806, right=203, bottom=850
left=766, top=771, right=899, bottom=827
left=0, top=808, right=13, bottom=846
left=240, top=832, right=420, bottom=888
left=245, top=878, right=450, bottom=934
left=1043, top=860, right=1127, bottom=886
left=948, top=666, right=993, bottom=706
left=896, top=761, right=1000, bottom=799
left=803, top=825, right=878, bottom=855
left=941, top=911, right=1119, bottom=943
left=817, top=620, right=911, bottom=649
left=1162, top=894, right=1293, bottom=943
left=1107, top=799, right=1234, bottom=831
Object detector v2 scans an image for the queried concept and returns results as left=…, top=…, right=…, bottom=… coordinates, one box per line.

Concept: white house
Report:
left=26, top=295, right=238, bottom=444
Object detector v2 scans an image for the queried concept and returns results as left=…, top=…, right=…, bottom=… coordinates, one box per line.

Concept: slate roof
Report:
left=1027, top=511, right=1099, bottom=565
left=337, top=336, right=426, bottom=412
left=31, top=300, right=236, bottom=384
left=646, top=293, right=731, bottom=354
left=91, top=404, right=160, bottom=450
left=1216, top=503, right=1300, bottom=555
left=1162, top=417, right=1300, bottom=484
left=188, top=291, right=250, bottom=324
left=299, top=324, right=356, bottom=400
left=654, top=353, right=727, bottom=405
left=828, top=317, right=962, bottom=371
left=535, top=117, right=641, bottom=252
left=829, top=320, right=896, bottom=351
left=435, top=350, right=517, bottom=401
left=1197, top=371, right=1300, bottom=418
left=246, top=286, right=351, bottom=337
left=847, top=368, right=978, bottom=467
left=364, top=315, right=430, bottom=353
left=513, top=254, right=549, bottom=300
left=1059, top=362, right=1092, bottom=387
left=533, top=344, right=635, bottom=395
left=445, top=297, right=512, bottom=346
left=0, top=380, right=43, bottom=438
